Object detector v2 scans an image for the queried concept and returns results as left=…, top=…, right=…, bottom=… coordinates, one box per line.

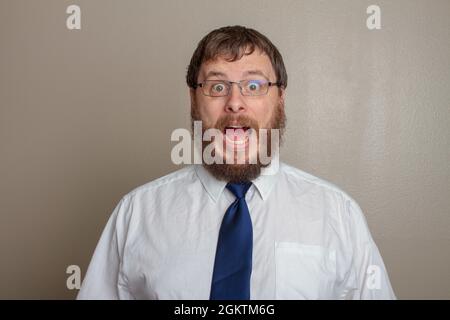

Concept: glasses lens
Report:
left=200, top=80, right=271, bottom=96
left=204, top=80, right=229, bottom=97
left=241, top=80, right=268, bottom=96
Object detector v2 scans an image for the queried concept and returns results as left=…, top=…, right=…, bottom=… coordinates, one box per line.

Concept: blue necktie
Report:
left=210, top=182, right=253, bottom=300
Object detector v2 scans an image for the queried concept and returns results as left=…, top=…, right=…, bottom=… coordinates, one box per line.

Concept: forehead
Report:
left=199, top=50, right=275, bottom=80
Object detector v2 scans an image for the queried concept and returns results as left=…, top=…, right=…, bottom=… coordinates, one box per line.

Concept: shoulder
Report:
left=108, top=165, right=198, bottom=226
left=122, top=165, right=197, bottom=202
left=278, top=162, right=373, bottom=242
left=278, top=162, right=362, bottom=217
left=280, top=163, right=353, bottom=199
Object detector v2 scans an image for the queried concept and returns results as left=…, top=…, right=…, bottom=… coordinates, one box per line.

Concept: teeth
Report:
left=225, top=135, right=247, bottom=144
left=223, top=125, right=249, bottom=147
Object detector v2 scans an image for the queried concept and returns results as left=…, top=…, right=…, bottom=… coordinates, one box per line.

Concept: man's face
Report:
left=190, top=49, right=285, bottom=182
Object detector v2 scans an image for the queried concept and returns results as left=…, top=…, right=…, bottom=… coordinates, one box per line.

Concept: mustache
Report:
left=212, top=115, right=260, bottom=132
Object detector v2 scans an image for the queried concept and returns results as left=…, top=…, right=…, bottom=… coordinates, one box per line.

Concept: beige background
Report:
left=1, top=0, right=449, bottom=299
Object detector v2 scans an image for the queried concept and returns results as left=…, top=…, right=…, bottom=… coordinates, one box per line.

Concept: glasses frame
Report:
left=193, top=79, right=282, bottom=97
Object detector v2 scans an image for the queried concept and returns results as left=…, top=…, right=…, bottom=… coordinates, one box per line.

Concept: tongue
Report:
left=225, top=128, right=247, bottom=141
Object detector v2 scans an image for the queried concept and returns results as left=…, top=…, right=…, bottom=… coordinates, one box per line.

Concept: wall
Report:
left=0, top=0, right=449, bottom=299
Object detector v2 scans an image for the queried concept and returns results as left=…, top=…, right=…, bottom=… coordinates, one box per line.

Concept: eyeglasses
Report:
left=193, top=79, right=281, bottom=97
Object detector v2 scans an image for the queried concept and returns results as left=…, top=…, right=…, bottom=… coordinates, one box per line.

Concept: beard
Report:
left=191, top=100, right=286, bottom=183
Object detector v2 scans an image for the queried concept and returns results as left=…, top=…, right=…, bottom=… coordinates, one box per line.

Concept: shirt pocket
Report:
left=275, top=242, right=337, bottom=299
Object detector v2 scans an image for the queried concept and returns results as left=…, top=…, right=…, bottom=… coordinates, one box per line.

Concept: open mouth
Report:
left=223, top=126, right=251, bottom=146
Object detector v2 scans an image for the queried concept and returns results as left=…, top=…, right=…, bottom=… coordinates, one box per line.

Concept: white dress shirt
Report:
left=77, top=162, right=396, bottom=300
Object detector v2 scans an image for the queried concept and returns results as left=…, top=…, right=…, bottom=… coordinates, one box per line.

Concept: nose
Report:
left=225, top=83, right=246, bottom=113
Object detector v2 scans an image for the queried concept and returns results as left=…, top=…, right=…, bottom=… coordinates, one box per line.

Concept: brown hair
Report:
left=186, top=25, right=288, bottom=90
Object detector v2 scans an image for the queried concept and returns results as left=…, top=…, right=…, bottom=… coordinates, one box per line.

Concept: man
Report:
left=77, top=25, right=396, bottom=299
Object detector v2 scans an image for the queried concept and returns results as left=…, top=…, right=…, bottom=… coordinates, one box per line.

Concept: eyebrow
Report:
left=242, top=70, right=270, bottom=79
left=203, top=69, right=270, bottom=80
left=204, top=71, right=227, bottom=79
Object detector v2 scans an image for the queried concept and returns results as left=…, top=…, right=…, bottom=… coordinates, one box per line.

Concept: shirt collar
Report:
left=194, top=161, right=280, bottom=202
left=252, top=162, right=280, bottom=201
left=194, top=165, right=227, bottom=203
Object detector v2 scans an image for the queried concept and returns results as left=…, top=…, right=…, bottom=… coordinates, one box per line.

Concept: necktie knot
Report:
left=226, top=182, right=252, bottom=200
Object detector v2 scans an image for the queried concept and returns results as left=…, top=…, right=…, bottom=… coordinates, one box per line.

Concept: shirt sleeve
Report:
left=343, top=197, right=397, bottom=300
left=77, top=196, right=134, bottom=300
